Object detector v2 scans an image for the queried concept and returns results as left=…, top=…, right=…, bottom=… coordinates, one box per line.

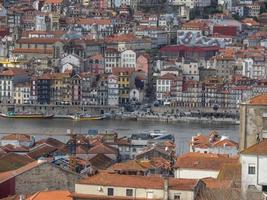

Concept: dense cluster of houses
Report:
left=1, top=95, right=267, bottom=200
left=0, top=0, right=266, bottom=110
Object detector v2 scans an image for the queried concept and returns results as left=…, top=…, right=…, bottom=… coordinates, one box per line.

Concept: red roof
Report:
left=13, top=48, right=53, bottom=54
left=249, top=94, right=267, bottom=105
left=0, top=161, right=43, bottom=184
left=213, top=25, right=237, bottom=37
left=202, top=177, right=233, bottom=189
left=78, top=172, right=199, bottom=191
left=27, top=190, right=71, bottom=200
left=45, top=0, right=63, bottom=4
left=241, top=139, right=267, bottom=155
left=0, top=68, right=28, bottom=76
left=88, top=143, right=118, bottom=155
left=174, top=152, right=238, bottom=171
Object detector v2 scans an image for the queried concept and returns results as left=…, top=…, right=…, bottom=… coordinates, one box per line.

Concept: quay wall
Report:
left=0, top=104, right=120, bottom=115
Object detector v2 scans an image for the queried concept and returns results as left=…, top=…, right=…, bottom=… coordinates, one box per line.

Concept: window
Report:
left=147, top=192, right=153, bottom=199
left=262, top=185, right=267, bottom=192
left=126, top=189, right=133, bottom=197
left=174, top=193, right=181, bottom=200
left=248, top=164, right=255, bottom=174
left=107, top=188, right=114, bottom=196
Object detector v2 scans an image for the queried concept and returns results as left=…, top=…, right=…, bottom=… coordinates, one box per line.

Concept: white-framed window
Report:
left=174, top=193, right=181, bottom=200
left=248, top=164, right=256, bottom=175
left=126, top=189, right=133, bottom=197
left=146, top=191, right=153, bottom=199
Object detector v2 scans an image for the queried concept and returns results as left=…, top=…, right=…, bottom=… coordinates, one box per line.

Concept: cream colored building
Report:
left=73, top=172, right=205, bottom=200
left=174, top=152, right=238, bottom=179
left=239, top=94, right=267, bottom=151
left=13, top=82, right=31, bottom=104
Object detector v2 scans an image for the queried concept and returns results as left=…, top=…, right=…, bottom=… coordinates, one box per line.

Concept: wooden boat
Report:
left=0, top=113, right=54, bottom=119
left=74, top=114, right=106, bottom=121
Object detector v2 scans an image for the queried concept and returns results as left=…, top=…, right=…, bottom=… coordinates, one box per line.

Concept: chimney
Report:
left=163, top=177, right=169, bottom=200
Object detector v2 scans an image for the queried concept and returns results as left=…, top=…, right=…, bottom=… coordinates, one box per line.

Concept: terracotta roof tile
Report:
left=77, top=18, right=111, bottom=25
left=27, top=190, right=71, bottom=200
left=35, top=137, right=66, bottom=149
left=88, top=143, right=118, bottom=155
left=45, top=0, right=63, bottom=4
left=0, top=161, right=43, bottom=184
left=249, top=94, right=267, bottom=105
left=17, top=38, right=63, bottom=44
left=109, top=160, right=146, bottom=172
left=27, top=144, right=58, bottom=160
left=1, top=133, right=32, bottom=142
left=2, top=144, right=29, bottom=153
left=212, top=139, right=239, bottom=148
left=71, top=193, right=154, bottom=200
left=240, top=139, right=267, bottom=155
left=202, top=177, right=233, bottom=189
left=89, top=154, right=113, bottom=170
left=174, top=152, right=238, bottom=171
left=0, top=153, right=34, bottom=173
left=217, top=163, right=241, bottom=184
left=0, top=68, right=28, bottom=76
left=112, top=67, right=135, bottom=75
left=78, top=172, right=199, bottom=191
left=13, top=48, right=53, bottom=54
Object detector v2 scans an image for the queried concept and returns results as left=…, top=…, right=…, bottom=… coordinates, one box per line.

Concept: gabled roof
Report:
left=27, top=190, right=71, bottom=200
left=35, top=137, right=66, bottom=149
left=13, top=48, right=53, bottom=54
left=159, top=73, right=178, bottom=80
left=0, top=153, right=34, bottom=173
left=212, top=139, right=238, bottom=148
left=109, top=160, right=146, bottom=172
left=174, top=152, right=238, bottom=171
left=89, top=154, right=113, bottom=170
left=27, top=144, right=58, bottom=160
left=249, top=94, right=267, bottom=105
left=45, top=0, right=64, bottom=4
left=78, top=172, right=199, bottom=191
left=112, top=67, right=135, bottom=76
left=240, top=139, right=267, bottom=155
left=88, top=143, right=118, bottom=155
left=217, top=163, right=241, bottom=184
left=2, top=144, right=29, bottom=153
left=0, top=68, right=28, bottom=76
left=1, top=133, right=32, bottom=142
left=17, top=38, right=63, bottom=44
left=0, top=161, right=42, bottom=184
left=202, top=177, right=233, bottom=189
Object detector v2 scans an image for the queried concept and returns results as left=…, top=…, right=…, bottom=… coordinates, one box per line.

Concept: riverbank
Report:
left=0, top=117, right=239, bottom=155
left=115, top=113, right=240, bottom=125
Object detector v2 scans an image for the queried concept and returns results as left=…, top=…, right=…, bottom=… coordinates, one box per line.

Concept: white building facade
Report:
left=240, top=140, right=267, bottom=198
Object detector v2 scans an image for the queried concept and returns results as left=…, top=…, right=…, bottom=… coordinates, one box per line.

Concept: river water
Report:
left=0, top=118, right=239, bottom=154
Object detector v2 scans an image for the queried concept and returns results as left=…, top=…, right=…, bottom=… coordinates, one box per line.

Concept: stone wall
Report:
left=239, top=103, right=267, bottom=150
left=15, top=163, right=81, bottom=194
left=0, top=104, right=119, bottom=115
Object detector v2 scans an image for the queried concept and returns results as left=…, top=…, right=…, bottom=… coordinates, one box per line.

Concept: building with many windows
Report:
left=73, top=172, right=205, bottom=200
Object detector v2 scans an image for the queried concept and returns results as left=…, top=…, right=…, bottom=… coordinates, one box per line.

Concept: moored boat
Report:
left=74, top=114, right=106, bottom=121
left=0, top=113, right=54, bottom=119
